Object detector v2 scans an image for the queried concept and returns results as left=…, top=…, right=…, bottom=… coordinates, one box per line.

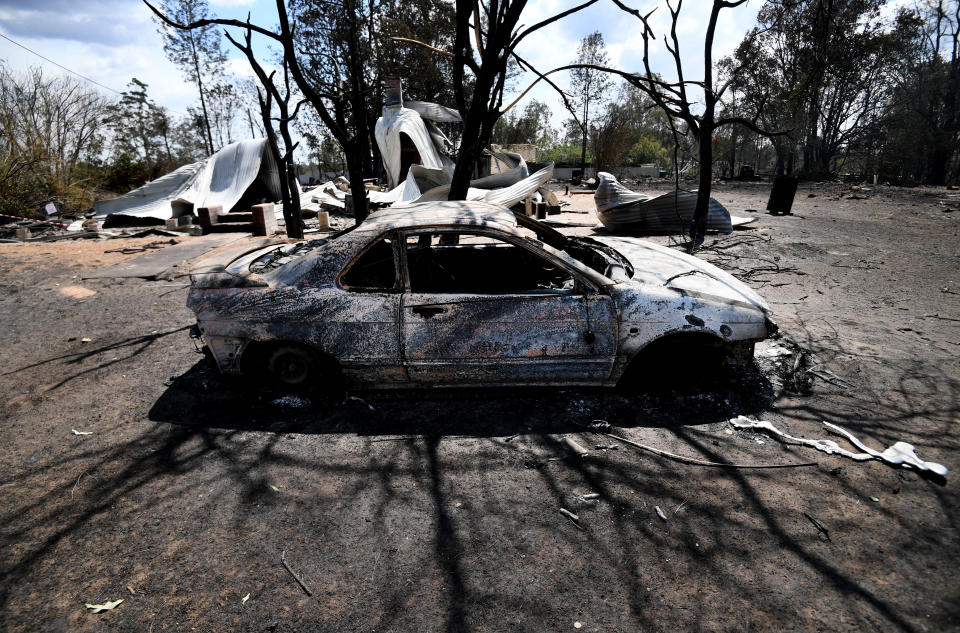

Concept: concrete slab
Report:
left=83, top=233, right=250, bottom=280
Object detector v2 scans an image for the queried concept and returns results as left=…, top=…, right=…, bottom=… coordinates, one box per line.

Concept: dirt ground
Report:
left=1, top=182, right=957, bottom=632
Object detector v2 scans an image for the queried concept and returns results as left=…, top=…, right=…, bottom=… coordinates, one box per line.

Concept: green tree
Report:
left=591, top=84, right=674, bottom=173
left=106, top=79, right=172, bottom=177
left=492, top=99, right=556, bottom=149
left=204, top=81, right=240, bottom=148
left=628, top=136, right=671, bottom=166
left=0, top=63, right=111, bottom=215
left=729, top=0, right=919, bottom=178
left=875, top=1, right=959, bottom=184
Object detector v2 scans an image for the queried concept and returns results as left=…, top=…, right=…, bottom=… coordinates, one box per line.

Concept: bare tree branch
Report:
left=511, top=0, right=599, bottom=48
left=144, top=0, right=280, bottom=41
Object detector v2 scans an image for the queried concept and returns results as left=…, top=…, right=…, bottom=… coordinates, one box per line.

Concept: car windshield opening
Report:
left=512, top=211, right=632, bottom=279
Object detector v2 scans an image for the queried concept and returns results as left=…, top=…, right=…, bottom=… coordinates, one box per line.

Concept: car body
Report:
left=187, top=200, right=776, bottom=390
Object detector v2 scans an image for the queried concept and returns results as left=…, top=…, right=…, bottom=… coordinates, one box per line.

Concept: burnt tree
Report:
left=610, top=0, right=783, bottom=247
left=145, top=0, right=374, bottom=224
left=446, top=0, right=598, bottom=199
left=224, top=26, right=304, bottom=238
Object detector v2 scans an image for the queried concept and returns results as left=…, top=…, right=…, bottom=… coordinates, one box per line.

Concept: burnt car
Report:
left=187, top=201, right=776, bottom=392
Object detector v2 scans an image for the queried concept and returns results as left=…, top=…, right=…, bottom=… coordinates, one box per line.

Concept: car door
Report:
left=399, top=229, right=616, bottom=386
left=327, top=232, right=407, bottom=387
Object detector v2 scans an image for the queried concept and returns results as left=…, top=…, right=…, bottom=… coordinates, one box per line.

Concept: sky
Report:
left=0, top=0, right=764, bottom=136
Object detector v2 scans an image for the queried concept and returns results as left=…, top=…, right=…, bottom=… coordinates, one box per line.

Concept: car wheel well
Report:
left=617, top=331, right=733, bottom=388
left=240, top=340, right=343, bottom=392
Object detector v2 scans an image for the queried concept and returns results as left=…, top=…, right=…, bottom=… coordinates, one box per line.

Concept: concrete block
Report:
left=197, top=206, right=222, bottom=231
left=251, top=203, right=277, bottom=236
left=165, top=215, right=195, bottom=229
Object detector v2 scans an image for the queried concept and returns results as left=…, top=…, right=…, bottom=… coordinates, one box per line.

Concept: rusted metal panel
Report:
left=401, top=292, right=616, bottom=385
left=190, top=286, right=405, bottom=385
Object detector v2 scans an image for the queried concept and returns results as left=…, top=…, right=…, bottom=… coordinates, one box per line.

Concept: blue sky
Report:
left=0, top=0, right=764, bottom=133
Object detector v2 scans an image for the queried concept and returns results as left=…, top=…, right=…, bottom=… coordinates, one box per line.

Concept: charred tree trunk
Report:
left=580, top=101, right=589, bottom=178
left=275, top=110, right=302, bottom=239
left=223, top=26, right=303, bottom=238
left=448, top=6, right=500, bottom=202
left=145, top=0, right=373, bottom=224
left=926, top=146, right=952, bottom=185
left=691, top=122, right=713, bottom=246
left=446, top=0, right=600, bottom=200
left=258, top=100, right=294, bottom=233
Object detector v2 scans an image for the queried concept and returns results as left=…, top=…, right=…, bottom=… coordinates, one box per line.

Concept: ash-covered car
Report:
left=187, top=201, right=776, bottom=392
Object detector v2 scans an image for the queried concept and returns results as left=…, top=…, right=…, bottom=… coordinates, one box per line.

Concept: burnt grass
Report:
left=0, top=182, right=958, bottom=632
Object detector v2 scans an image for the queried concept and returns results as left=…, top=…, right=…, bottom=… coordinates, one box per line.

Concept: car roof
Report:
left=352, top=200, right=519, bottom=234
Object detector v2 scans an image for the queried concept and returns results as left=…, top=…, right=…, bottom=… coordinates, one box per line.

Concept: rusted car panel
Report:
left=401, top=292, right=617, bottom=385
left=190, top=287, right=405, bottom=386
left=187, top=200, right=775, bottom=389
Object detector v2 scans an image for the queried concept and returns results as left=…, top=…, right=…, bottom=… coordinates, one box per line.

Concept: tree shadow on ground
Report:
left=4, top=328, right=955, bottom=632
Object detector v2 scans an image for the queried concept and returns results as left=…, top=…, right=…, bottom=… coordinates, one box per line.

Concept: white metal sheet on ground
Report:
left=93, top=139, right=281, bottom=222
left=397, top=163, right=554, bottom=209
left=594, top=171, right=734, bottom=234
left=594, top=171, right=651, bottom=213
left=93, top=162, right=203, bottom=220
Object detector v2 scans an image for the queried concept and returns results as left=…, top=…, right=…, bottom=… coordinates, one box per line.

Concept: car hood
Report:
left=189, top=238, right=295, bottom=289
left=591, top=236, right=770, bottom=312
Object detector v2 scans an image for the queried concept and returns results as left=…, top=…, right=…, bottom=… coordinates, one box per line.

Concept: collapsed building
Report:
left=93, top=79, right=555, bottom=230
left=93, top=138, right=282, bottom=228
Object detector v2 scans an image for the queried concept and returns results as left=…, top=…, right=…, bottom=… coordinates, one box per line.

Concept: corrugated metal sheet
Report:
left=94, top=139, right=281, bottom=221
left=374, top=106, right=450, bottom=189
left=594, top=171, right=734, bottom=234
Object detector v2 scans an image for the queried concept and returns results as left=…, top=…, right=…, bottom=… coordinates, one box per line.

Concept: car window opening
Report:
left=341, top=238, right=398, bottom=290
left=405, top=233, right=575, bottom=293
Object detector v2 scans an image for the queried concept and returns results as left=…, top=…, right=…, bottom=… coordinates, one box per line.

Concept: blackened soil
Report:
left=0, top=183, right=957, bottom=632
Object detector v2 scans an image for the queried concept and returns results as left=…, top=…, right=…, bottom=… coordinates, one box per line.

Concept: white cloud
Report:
left=0, top=0, right=260, bottom=117
left=0, top=0, right=153, bottom=45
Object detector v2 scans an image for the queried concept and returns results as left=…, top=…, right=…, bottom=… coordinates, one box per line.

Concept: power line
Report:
left=0, top=31, right=192, bottom=117
left=0, top=31, right=123, bottom=95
